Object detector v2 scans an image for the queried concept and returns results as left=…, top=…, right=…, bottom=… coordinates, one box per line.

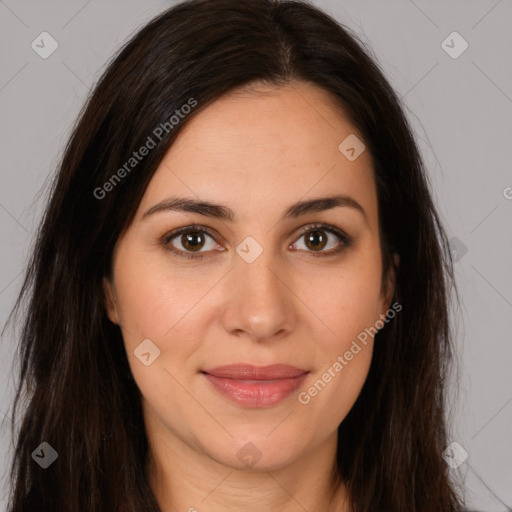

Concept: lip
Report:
left=203, top=363, right=308, bottom=380
left=201, top=364, right=309, bottom=408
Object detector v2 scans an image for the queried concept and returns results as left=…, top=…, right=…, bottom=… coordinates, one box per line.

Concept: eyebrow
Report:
left=142, top=194, right=367, bottom=224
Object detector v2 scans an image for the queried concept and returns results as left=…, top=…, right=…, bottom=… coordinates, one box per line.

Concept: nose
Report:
left=220, top=247, right=298, bottom=343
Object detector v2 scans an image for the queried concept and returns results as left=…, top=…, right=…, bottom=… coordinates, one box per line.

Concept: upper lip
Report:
left=202, top=364, right=309, bottom=380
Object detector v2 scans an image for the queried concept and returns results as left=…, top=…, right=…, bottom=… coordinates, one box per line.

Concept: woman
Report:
left=5, top=0, right=464, bottom=510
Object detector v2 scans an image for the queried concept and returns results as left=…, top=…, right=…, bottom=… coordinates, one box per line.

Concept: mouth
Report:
left=200, top=364, right=309, bottom=408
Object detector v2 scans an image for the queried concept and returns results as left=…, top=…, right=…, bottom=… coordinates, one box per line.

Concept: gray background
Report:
left=1, top=0, right=511, bottom=510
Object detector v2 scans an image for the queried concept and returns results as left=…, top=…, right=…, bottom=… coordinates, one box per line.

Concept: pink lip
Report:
left=201, top=364, right=309, bottom=408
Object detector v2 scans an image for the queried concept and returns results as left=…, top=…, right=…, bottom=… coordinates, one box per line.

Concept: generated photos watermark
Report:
left=297, top=301, right=402, bottom=405
left=93, top=97, right=198, bottom=200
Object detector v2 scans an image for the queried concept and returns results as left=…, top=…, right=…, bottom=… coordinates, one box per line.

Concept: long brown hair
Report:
left=4, top=0, right=462, bottom=510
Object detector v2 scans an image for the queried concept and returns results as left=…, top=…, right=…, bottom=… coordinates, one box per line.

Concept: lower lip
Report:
left=203, top=373, right=309, bottom=408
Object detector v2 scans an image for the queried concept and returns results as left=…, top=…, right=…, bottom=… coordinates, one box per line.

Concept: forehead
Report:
left=138, top=81, right=378, bottom=227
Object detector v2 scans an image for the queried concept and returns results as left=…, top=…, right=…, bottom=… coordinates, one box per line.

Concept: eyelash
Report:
left=161, top=222, right=352, bottom=260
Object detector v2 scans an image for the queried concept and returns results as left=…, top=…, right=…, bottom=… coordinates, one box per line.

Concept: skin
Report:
left=105, top=80, right=396, bottom=512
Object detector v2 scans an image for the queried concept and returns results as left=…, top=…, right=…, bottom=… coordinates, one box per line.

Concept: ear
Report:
left=103, top=277, right=120, bottom=325
left=380, top=252, right=399, bottom=314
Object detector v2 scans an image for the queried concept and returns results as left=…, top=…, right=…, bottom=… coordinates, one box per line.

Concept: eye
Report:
left=162, top=222, right=351, bottom=260
left=290, top=223, right=351, bottom=256
left=162, top=224, right=224, bottom=260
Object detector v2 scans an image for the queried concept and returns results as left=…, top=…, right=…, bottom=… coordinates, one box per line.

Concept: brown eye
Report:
left=180, top=231, right=205, bottom=252
left=164, top=227, right=220, bottom=257
left=304, top=230, right=328, bottom=251
left=291, top=224, right=351, bottom=256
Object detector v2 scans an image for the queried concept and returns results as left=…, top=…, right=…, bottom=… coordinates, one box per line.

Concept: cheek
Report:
left=113, top=264, right=198, bottom=424
left=111, top=253, right=217, bottom=389
left=112, top=251, right=205, bottom=340
left=303, top=250, right=384, bottom=350
left=294, top=248, right=382, bottom=419
left=298, top=278, right=378, bottom=428
left=301, top=346, right=373, bottom=422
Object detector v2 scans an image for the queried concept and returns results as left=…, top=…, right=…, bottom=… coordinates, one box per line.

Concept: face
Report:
left=105, top=81, right=395, bottom=472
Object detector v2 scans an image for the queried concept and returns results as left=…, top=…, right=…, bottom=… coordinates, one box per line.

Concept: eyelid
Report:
left=161, top=222, right=352, bottom=259
left=162, top=223, right=221, bottom=246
